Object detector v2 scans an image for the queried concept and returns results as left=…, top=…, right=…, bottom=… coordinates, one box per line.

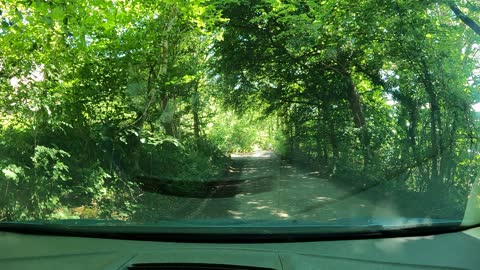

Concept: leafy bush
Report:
left=138, top=138, right=229, bottom=181
left=0, top=145, right=71, bottom=220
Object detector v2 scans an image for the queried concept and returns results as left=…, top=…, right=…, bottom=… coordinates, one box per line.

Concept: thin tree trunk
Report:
left=162, top=97, right=176, bottom=137
left=192, top=80, right=201, bottom=144
left=440, top=111, right=458, bottom=183
left=345, top=74, right=370, bottom=165
left=133, top=8, right=178, bottom=130
left=316, top=104, right=328, bottom=164
left=345, top=75, right=366, bottom=128
left=324, top=101, right=339, bottom=169
left=407, top=98, right=431, bottom=182
left=421, top=62, right=441, bottom=186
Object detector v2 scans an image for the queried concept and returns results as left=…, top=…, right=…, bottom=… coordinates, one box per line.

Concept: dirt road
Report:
left=134, top=151, right=460, bottom=222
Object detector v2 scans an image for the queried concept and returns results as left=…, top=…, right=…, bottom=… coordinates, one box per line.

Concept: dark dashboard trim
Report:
left=0, top=223, right=479, bottom=243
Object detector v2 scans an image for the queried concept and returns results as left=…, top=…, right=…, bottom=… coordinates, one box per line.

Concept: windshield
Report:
left=1, top=0, right=480, bottom=236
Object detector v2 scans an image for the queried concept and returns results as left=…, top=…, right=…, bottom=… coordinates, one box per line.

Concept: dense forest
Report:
left=1, top=0, right=480, bottom=221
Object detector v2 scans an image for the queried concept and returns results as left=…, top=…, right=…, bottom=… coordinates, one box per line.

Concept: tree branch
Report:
left=449, top=2, right=480, bottom=36
left=278, top=97, right=320, bottom=107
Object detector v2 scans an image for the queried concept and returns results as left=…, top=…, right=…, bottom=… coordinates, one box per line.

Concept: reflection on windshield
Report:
left=0, top=0, right=480, bottom=230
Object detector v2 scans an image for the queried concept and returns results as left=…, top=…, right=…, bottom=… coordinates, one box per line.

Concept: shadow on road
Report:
left=136, top=153, right=276, bottom=198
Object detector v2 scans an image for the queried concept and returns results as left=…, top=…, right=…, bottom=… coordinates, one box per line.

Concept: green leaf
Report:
left=2, top=168, right=18, bottom=180
left=50, top=7, right=65, bottom=21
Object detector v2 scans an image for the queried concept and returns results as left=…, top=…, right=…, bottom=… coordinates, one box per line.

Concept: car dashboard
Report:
left=0, top=226, right=479, bottom=270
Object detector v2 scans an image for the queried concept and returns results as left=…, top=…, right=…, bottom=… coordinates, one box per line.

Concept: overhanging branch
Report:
left=449, top=2, right=480, bottom=36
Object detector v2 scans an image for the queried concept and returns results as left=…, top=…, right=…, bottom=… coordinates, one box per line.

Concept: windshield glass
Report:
left=1, top=0, right=480, bottom=234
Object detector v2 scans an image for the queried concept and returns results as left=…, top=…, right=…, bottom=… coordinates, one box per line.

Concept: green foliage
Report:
left=206, top=109, right=279, bottom=153
left=1, top=0, right=480, bottom=222
left=0, top=145, right=71, bottom=220
left=139, top=138, right=228, bottom=181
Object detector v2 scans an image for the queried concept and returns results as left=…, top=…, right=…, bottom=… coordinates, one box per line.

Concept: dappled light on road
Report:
left=133, top=151, right=363, bottom=221
left=133, top=150, right=466, bottom=223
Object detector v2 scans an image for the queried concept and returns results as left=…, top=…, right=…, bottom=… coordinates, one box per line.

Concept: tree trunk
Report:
left=422, top=63, right=441, bottom=187
left=162, top=97, right=176, bottom=137
left=345, top=73, right=370, bottom=165
left=316, top=104, right=328, bottom=164
left=346, top=76, right=366, bottom=129
left=192, top=80, right=201, bottom=143
left=134, top=8, right=178, bottom=130
left=323, top=101, right=339, bottom=169
left=440, top=111, right=458, bottom=183
left=407, top=97, right=430, bottom=182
